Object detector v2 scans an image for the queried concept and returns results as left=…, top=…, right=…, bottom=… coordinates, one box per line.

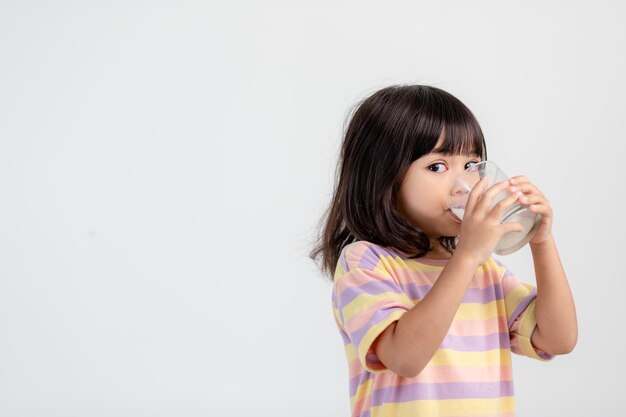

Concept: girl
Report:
left=309, top=85, right=577, bottom=417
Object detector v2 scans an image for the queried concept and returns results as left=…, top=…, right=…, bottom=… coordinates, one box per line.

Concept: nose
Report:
left=447, top=174, right=473, bottom=210
left=449, top=180, right=466, bottom=196
left=449, top=174, right=474, bottom=196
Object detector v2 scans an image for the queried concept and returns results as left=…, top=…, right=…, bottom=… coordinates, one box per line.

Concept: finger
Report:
left=500, top=221, right=525, bottom=234
left=489, top=191, right=524, bottom=220
left=518, top=193, right=549, bottom=207
left=464, top=176, right=490, bottom=214
left=508, top=182, right=543, bottom=197
left=475, top=179, right=510, bottom=213
left=528, top=203, right=552, bottom=215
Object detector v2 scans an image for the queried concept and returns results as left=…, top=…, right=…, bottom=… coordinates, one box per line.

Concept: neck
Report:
left=425, top=238, right=454, bottom=260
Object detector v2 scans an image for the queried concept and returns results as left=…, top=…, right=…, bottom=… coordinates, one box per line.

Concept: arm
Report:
left=529, top=235, right=578, bottom=354
left=373, top=253, right=478, bottom=378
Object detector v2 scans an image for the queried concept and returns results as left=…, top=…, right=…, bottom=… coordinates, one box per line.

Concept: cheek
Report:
left=398, top=188, right=426, bottom=218
left=400, top=178, right=439, bottom=214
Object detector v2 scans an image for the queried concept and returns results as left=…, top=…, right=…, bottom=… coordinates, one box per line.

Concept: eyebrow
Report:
left=429, top=152, right=481, bottom=157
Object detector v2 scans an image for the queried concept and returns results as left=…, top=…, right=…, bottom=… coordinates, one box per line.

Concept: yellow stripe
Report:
left=370, top=396, right=516, bottom=417
left=356, top=309, right=406, bottom=372
left=516, top=299, right=551, bottom=361
left=504, top=282, right=534, bottom=318
left=454, top=299, right=501, bottom=320
left=345, top=343, right=357, bottom=362
left=518, top=299, right=537, bottom=339
left=346, top=346, right=513, bottom=374
left=334, top=265, right=351, bottom=281
left=341, top=285, right=507, bottom=323
left=342, top=290, right=413, bottom=322
left=350, top=376, right=374, bottom=404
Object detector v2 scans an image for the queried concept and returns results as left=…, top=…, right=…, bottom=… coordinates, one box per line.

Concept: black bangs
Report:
left=406, top=85, right=488, bottom=162
left=431, top=122, right=486, bottom=159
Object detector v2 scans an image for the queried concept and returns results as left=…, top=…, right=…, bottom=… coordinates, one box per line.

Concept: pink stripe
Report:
left=345, top=298, right=405, bottom=333
left=347, top=307, right=507, bottom=341
left=448, top=316, right=504, bottom=336
left=501, top=274, right=529, bottom=297
left=348, top=359, right=513, bottom=385
left=348, top=357, right=363, bottom=376
left=350, top=397, right=369, bottom=416
left=345, top=242, right=372, bottom=265
left=389, top=266, right=501, bottom=289
left=367, top=364, right=513, bottom=389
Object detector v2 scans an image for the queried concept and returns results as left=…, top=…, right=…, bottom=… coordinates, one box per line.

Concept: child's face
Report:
left=397, top=138, right=481, bottom=238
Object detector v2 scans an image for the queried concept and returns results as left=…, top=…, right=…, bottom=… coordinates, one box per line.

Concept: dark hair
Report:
left=309, top=84, right=488, bottom=281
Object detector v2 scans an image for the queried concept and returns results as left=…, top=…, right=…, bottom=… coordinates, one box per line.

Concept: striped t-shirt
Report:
left=331, top=240, right=555, bottom=417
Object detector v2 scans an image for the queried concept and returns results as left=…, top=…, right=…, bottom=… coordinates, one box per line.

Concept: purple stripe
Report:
left=352, top=330, right=509, bottom=356
left=337, top=280, right=405, bottom=307
left=355, top=244, right=401, bottom=271
left=462, top=284, right=503, bottom=303
left=349, top=370, right=374, bottom=397
left=350, top=306, right=407, bottom=350
left=507, top=287, right=537, bottom=329
left=441, top=331, right=511, bottom=351
left=537, top=350, right=554, bottom=360
left=351, top=320, right=510, bottom=362
left=331, top=292, right=346, bottom=326
left=358, top=246, right=381, bottom=270
left=340, top=249, right=349, bottom=272
left=337, top=280, right=504, bottom=311
left=371, top=380, right=515, bottom=405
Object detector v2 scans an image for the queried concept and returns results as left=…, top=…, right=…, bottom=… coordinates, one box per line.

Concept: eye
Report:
left=428, top=160, right=480, bottom=173
left=428, top=163, right=446, bottom=173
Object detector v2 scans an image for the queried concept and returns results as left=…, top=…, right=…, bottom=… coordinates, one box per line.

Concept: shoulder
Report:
left=333, top=241, right=403, bottom=283
left=334, top=241, right=401, bottom=287
left=339, top=240, right=400, bottom=272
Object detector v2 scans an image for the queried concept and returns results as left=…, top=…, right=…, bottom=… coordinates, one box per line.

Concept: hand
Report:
left=455, top=177, right=527, bottom=266
left=507, top=175, right=554, bottom=245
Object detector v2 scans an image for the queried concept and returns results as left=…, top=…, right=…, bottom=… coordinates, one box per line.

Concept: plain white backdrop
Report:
left=1, top=0, right=623, bottom=415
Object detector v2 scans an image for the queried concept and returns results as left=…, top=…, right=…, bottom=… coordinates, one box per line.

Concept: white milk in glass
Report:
left=449, top=190, right=538, bottom=255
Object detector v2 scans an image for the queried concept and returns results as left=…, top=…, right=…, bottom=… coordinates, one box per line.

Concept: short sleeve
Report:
left=495, top=258, right=556, bottom=362
left=332, top=242, right=413, bottom=373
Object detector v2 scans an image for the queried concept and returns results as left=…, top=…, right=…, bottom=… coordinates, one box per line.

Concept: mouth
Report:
left=449, top=209, right=462, bottom=223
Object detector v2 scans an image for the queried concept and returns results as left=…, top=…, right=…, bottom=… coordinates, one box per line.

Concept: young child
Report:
left=309, top=85, right=577, bottom=417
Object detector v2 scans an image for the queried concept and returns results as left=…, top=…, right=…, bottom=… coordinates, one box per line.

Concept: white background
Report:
left=1, top=1, right=622, bottom=415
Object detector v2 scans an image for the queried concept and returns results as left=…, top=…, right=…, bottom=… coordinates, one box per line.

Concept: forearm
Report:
left=530, top=236, right=578, bottom=353
left=382, top=253, right=478, bottom=377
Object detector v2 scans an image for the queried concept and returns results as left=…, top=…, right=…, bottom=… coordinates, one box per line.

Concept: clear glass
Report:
left=448, top=160, right=541, bottom=255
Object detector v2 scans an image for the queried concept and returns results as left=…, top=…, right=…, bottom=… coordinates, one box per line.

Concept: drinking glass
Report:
left=448, top=161, right=541, bottom=255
